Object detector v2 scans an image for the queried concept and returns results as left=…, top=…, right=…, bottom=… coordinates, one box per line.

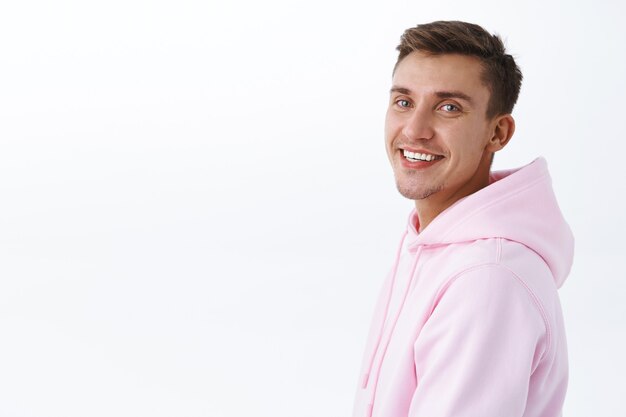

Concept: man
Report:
left=352, top=21, right=574, bottom=417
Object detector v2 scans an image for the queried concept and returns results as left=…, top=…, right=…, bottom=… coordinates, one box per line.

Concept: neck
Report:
left=414, top=168, right=491, bottom=233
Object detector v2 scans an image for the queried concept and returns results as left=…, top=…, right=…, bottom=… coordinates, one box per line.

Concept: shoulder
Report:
left=430, top=241, right=562, bottom=352
left=437, top=261, right=545, bottom=313
left=429, top=263, right=549, bottom=349
left=434, top=238, right=558, bottom=322
left=428, top=238, right=557, bottom=299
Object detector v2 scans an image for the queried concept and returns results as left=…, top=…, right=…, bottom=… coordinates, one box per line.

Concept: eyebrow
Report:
left=389, top=86, right=474, bottom=105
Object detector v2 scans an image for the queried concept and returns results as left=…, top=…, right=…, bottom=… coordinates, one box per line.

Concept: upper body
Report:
left=352, top=158, right=574, bottom=417
left=352, top=21, right=574, bottom=417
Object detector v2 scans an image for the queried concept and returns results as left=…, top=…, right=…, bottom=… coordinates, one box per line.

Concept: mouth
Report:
left=401, top=149, right=444, bottom=163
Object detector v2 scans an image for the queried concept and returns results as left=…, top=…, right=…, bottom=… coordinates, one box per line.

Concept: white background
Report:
left=0, top=0, right=624, bottom=416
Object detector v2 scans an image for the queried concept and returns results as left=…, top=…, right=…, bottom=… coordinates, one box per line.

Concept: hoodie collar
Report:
left=404, top=157, right=574, bottom=288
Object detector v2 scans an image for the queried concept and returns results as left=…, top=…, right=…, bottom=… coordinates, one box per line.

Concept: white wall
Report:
left=0, top=0, right=623, bottom=416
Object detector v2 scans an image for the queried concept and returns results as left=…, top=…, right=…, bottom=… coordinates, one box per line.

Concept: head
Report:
left=385, top=21, right=522, bottom=225
left=393, top=21, right=522, bottom=119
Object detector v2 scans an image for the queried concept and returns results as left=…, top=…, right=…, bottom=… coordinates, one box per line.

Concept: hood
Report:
left=406, top=157, right=574, bottom=288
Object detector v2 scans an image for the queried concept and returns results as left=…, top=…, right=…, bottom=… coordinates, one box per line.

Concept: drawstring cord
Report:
left=363, top=243, right=423, bottom=417
left=360, top=230, right=408, bottom=389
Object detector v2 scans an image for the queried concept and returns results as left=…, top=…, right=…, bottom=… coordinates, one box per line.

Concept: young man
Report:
left=352, top=21, right=574, bottom=417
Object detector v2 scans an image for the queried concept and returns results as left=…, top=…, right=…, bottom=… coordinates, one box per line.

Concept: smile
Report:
left=402, top=149, right=443, bottom=162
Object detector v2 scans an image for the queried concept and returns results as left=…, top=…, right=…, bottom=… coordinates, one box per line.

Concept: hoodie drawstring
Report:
left=361, top=233, right=423, bottom=416
left=360, top=230, right=408, bottom=389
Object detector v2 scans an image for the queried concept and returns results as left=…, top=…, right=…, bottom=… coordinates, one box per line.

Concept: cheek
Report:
left=384, top=116, right=395, bottom=146
left=450, top=123, right=490, bottom=157
left=383, top=113, right=392, bottom=137
left=384, top=112, right=402, bottom=140
left=384, top=133, right=394, bottom=161
left=383, top=122, right=399, bottom=162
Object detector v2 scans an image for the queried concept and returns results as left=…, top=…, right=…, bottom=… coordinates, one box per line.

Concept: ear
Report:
left=486, top=114, right=515, bottom=152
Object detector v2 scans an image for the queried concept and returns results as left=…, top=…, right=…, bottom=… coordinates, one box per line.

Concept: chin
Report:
left=396, top=182, right=443, bottom=200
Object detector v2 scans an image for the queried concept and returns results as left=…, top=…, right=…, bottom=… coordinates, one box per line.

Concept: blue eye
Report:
left=440, top=103, right=460, bottom=112
left=396, top=99, right=411, bottom=108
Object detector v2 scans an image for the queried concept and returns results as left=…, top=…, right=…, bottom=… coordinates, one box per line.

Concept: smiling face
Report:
left=385, top=51, right=509, bottom=216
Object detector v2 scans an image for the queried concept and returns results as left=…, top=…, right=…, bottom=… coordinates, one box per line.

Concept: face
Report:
left=385, top=51, right=499, bottom=206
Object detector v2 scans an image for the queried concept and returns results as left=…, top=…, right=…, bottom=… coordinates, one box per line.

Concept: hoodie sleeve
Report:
left=408, top=265, right=547, bottom=417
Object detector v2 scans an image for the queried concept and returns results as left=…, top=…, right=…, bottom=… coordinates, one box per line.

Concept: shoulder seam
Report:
left=432, top=263, right=551, bottom=357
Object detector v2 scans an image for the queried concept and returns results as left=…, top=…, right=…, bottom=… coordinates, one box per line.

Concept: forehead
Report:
left=392, top=51, right=490, bottom=105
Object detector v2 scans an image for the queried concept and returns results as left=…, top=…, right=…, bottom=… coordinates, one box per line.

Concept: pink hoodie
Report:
left=352, top=158, right=574, bottom=417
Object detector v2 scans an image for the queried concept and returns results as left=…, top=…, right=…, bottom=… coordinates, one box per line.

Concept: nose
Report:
left=401, top=105, right=435, bottom=141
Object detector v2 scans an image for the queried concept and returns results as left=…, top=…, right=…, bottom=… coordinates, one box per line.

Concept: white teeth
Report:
left=402, top=149, right=439, bottom=162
